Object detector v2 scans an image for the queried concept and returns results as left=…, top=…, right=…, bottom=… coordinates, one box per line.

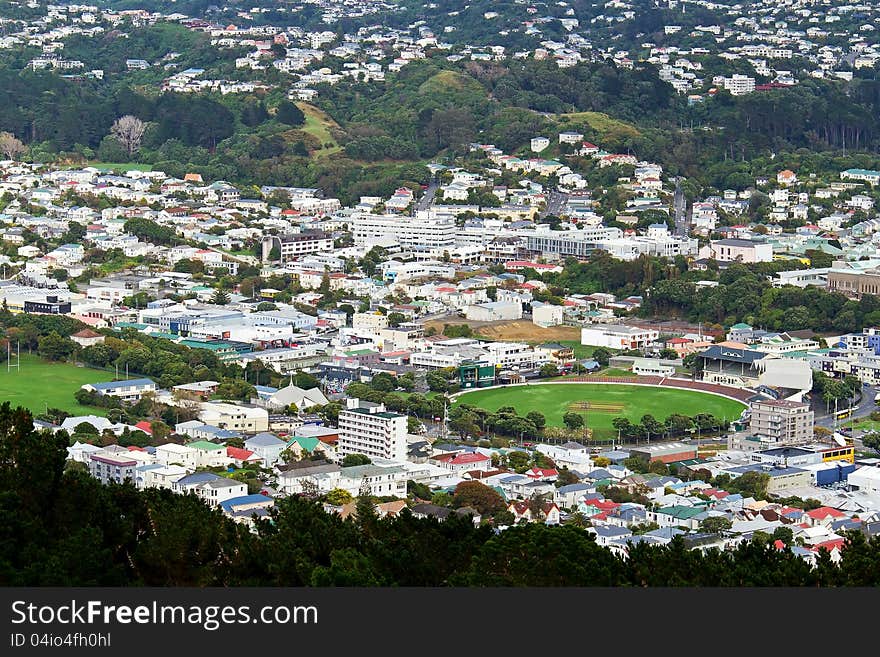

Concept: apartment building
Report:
left=581, top=325, right=659, bottom=350
left=88, top=452, right=138, bottom=485
left=262, top=230, right=334, bottom=262
left=749, top=399, right=815, bottom=446
left=350, top=211, right=456, bottom=251
left=338, top=398, right=407, bottom=462
left=720, top=74, right=755, bottom=95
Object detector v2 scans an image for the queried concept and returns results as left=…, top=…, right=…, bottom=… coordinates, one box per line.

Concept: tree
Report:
left=342, top=453, right=371, bottom=467
left=325, top=488, right=353, bottom=506
left=74, top=421, right=99, bottom=435
left=426, top=371, right=450, bottom=393
left=507, top=450, right=531, bottom=473
left=640, top=414, right=663, bottom=442
left=700, top=516, right=733, bottom=534
left=37, top=332, right=75, bottom=361
left=387, top=312, right=406, bottom=327
left=210, top=289, right=230, bottom=305
left=862, top=432, right=880, bottom=453
left=772, top=526, right=794, bottom=546
left=613, top=417, right=635, bottom=439
left=453, top=481, right=506, bottom=515
left=449, top=413, right=479, bottom=440
left=276, top=101, right=306, bottom=126
left=0, top=131, right=26, bottom=160
left=727, top=471, right=770, bottom=499
left=555, top=467, right=580, bottom=487
left=592, top=347, right=611, bottom=367
left=540, top=363, right=560, bottom=378
left=526, top=411, right=546, bottom=431
left=682, top=352, right=703, bottom=375
left=562, top=412, right=584, bottom=431
left=110, top=115, right=147, bottom=156
left=370, top=372, right=396, bottom=393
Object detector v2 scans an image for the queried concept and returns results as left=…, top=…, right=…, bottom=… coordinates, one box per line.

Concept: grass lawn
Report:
left=295, top=102, right=342, bottom=156
left=454, top=383, right=746, bottom=440
left=593, top=367, right=637, bottom=378
left=845, top=418, right=880, bottom=433
left=556, top=111, right=642, bottom=141
left=554, top=341, right=597, bottom=360
left=0, top=354, right=110, bottom=416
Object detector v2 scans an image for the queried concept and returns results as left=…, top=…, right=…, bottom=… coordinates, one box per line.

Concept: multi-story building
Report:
left=88, top=452, right=138, bottom=485
left=262, top=231, right=334, bottom=262
left=827, top=265, right=880, bottom=299
left=481, top=341, right=547, bottom=371
left=749, top=399, right=815, bottom=446
left=199, top=402, right=270, bottom=433
left=720, top=74, right=755, bottom=95
left=581, top=325, right=660, bottom=350
left=840, top=168, right=880, bottom=186
left=526, top=226, right=620, bottom=258
left=350, top=211, right=456, bottom=251
left=338, top=398, right=407, bottom=462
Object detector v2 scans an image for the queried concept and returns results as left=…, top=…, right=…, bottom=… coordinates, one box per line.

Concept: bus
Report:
left=835, top=409, right=852, bottom=421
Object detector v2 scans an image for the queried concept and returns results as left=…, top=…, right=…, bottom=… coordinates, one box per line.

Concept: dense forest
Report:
left=2, top=402, right=880, bottom=586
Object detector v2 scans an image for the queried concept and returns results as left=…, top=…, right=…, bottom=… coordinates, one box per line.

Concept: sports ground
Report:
left=0, top=354, right=109, bottom=416
left=453, top=382, right=747, bottom=439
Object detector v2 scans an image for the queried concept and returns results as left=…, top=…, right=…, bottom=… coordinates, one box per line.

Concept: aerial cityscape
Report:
left=1, top=0, right=880, bottom=586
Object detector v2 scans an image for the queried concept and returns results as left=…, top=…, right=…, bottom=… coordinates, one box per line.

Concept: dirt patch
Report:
left=425, top=319, right=582, bottom=342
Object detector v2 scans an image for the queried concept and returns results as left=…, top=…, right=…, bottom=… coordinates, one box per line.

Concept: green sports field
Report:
left=454, top=383, right=746, bottom=439
left=0, top=354, right=110, bottom=416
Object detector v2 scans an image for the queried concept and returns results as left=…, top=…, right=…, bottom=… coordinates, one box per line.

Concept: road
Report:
left=814, top=385, right=876, bottom=431
left=416, top=180, right=440, bottom=212
left=673, top=177, right=689, bottom=237
left=540, top=190, right=569, bottom=219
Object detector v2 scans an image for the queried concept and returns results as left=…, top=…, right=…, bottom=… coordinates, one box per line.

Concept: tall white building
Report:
left=338, top=399, right=408, bottom=462
left=350, top=211, right=456, bottom=251
left=721, top=74, right=755, bottom=96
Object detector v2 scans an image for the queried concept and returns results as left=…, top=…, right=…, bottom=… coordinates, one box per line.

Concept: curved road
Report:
left=814, top=385, right=876, bottom=430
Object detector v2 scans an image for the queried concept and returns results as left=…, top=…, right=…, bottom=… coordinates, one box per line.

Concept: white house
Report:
left=244, top=432, right=288, bottom=466
left=530, top=137, right=550, bottom=153
left=154, top=443, right=199, bottom=470
left=558, top=131, right=584, bottom=144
